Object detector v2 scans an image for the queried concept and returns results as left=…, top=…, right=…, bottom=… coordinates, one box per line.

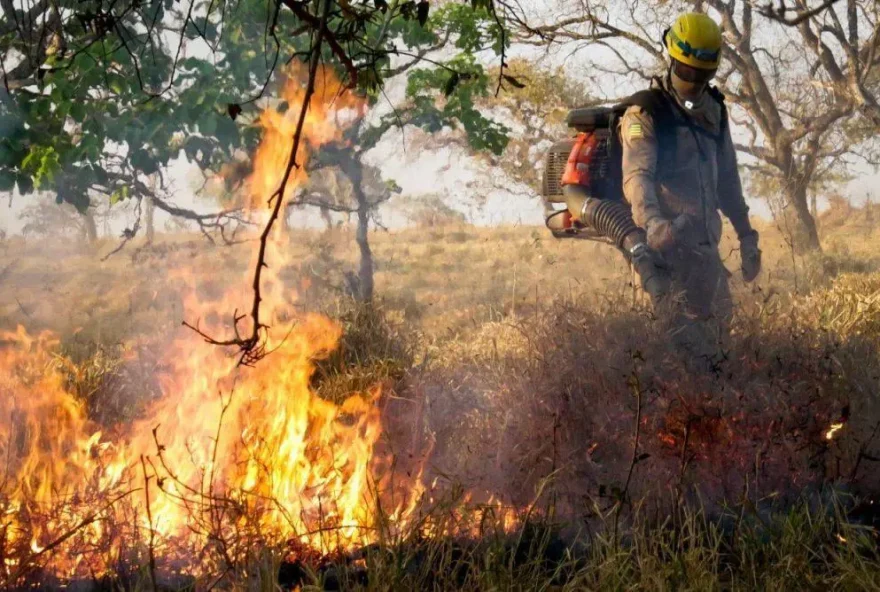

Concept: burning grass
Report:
left=3, top=210, right=880, bottom=588
left=405, top=292, right=878, bottom=508
left=6, top=31, right=880, bottom=584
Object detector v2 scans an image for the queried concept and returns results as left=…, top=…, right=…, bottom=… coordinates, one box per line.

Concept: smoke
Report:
left=394, top=295, right=880, bottom=524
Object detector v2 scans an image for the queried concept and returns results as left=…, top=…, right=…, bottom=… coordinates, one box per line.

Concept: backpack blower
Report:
left=541, top=100, right=670, bottom=303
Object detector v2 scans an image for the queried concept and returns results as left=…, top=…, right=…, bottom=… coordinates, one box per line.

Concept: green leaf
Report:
left=503, top=74, right=526, bottom=89
left=110, top=185, right=130, bottom=204
left=130, top=149, right=159, bottom=175
left=72, top=52, right=93, bottom=73
left=22, top=146, right=61, bottom=188
left=0, top=170, right=14, bottom=192
left=79, top=135, right=102, bottom=162
left=399, top=1, right=416, bottom=19
left=67, top=191, right=91, bottom=214
left=93, top=166, right=109, bottom=186
left=50, top=85, right=65, bottom=104
left=215, top=116, right=240, bottom=150
left=183, top=136, right=213, bottom=165
left=69, top=102, right=88, bottom=123
left=443, top=72, right=460, bottom=97
left=33, top=99, right=51, bottom=119
left=200, top=115, right=218, bottom=136
left=358, top=68, right=382, bottom=98
left=108, top=74, right=126, bottom=95
left=16, top=174, right=34, bottom=195
left=417, top=0, right=429, bottom=26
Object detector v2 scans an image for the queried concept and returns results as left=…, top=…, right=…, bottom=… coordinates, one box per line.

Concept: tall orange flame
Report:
left=0, top=63, right=520, bottom=586
left=245, top=63, right=365, bottom=210
left=0, top=64, right=409, bottom=584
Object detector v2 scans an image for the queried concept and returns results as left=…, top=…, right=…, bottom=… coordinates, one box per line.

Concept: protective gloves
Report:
left=740, top=230, right=761, bottom=282
left=630, top=242, right=672, bottom=304
left=646, top=214, right=692, bottom=252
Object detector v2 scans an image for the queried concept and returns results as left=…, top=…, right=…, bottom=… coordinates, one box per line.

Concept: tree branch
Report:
left=758, top=0, right=842, bottom=26
left=279, top=0, right=358, bottom=87
left=184, top=0, right=333, bottom=366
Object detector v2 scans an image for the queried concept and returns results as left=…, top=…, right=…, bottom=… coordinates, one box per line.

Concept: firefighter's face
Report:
left=670, top=59, right=716, bottom=100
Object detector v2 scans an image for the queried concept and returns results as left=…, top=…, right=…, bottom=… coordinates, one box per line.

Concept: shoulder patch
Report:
left=628, top=122, right=644, bottom=139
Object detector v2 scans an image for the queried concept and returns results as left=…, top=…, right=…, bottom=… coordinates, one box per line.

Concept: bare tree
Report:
left=516, top=0, right=880, bottom=250
left=398, top=194, right=468, bottom=226
left=82, top=208, right=98, bottom=242
left=295, top=142, right=400, bottom=303
left=481, top=58, right=596, bottom=191
left=145, top=176, right=157, bottom=244
left=300, top=167, right=354, bottom=230
left=19, top=196, right=94, bottom=241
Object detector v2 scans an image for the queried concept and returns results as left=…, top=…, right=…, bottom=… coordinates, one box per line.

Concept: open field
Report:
left=2, top=205, right=880, bottom=589
left=7, top=207, right=875, bottom=343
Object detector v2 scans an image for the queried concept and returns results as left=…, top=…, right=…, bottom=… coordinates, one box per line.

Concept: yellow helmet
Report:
left=664, top=12, right=722, bottom=70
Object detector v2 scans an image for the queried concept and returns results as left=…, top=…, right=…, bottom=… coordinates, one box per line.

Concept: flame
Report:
left=825, top=422, right=845, bottom=440
left=0, top=64, right=468, bottom=585
left=244, top=63, right=365, bottom=210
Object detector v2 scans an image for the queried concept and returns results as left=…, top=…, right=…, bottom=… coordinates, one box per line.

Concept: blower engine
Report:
left=541, top=106, right=646, bottom=255
left=540, top=105, right=671, bottom=303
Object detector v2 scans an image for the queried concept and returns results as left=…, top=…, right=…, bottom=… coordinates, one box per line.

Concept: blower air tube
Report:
left=573, top=191, right=646, bottom=255
left=559, top=186, right=671, bottom=303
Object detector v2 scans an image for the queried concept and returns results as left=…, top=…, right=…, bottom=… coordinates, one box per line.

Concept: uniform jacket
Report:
left=620, top=76, right=752, bottom=248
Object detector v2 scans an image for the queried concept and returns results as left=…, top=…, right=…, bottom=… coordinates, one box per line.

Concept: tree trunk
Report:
left=82, top=210, right=98, bottom=243
left=145, top=195, right=155, bottom=244
left=355, top=200, right=374, bottom=303
left=338, top=152, right=375, bottom=303
left=320, top=206, right=333, bottom=231
left=786, top=183, right=821, bottom=251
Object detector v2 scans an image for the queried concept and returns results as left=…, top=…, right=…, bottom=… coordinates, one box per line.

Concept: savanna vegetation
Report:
left=4, top=0, right=880, bottom=588
left=3, top=199, right=880, bottom=589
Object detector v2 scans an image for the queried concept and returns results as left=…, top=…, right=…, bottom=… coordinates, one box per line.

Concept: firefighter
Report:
left=620, top=12, right=761, bottom=359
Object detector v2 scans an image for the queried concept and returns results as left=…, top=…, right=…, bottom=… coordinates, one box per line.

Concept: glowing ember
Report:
left=825, top=422, right=845, bottom=440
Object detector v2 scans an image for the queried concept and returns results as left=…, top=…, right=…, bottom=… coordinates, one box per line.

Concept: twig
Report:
left=101, top=196, right=143, bottom=261
left=850, top=420, right=880, bottom=481
left=758, top=0, right=842, bottom=26
left=149, top=193, right=253, bottom=246
left=279, top=0, right=359, bottom=88
left=490, top=0, right=508, bottom=97
left=0, top=261, right=15, bottom=284
left=12, top=490, right=136, bottom=583
left=677, top=418, right=694, bottom=496
left=140, top=455, right=158, bottom=592
left=14, top=297, right=31, bottom=319
left=613, top=363, right=644, bottom=545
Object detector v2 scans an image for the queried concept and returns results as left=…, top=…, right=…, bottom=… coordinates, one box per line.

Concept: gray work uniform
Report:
left=620, top=76, right=752, bottom=350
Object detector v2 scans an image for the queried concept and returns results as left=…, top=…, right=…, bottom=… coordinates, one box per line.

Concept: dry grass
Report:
left=3, top=208, right=880, bottom=589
